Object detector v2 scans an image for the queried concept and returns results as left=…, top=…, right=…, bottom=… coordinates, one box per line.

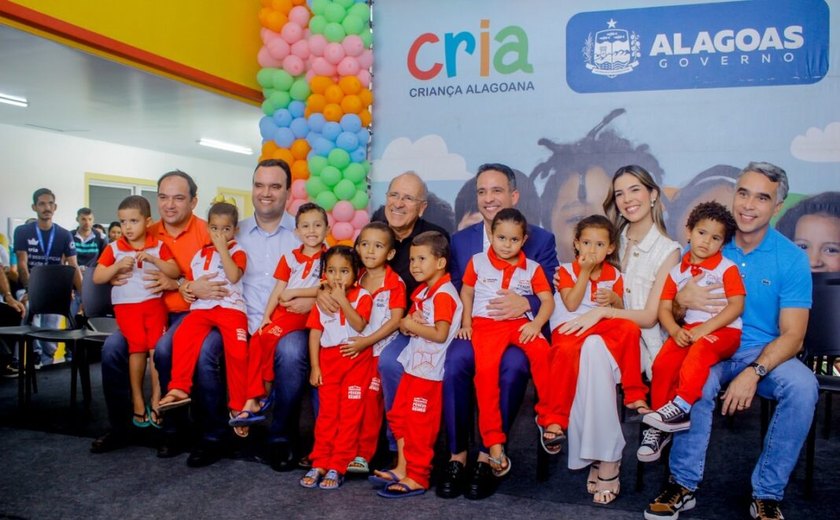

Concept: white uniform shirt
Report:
left=97, top=235, right=173, bottom=305
left=360, top=266, right=406, bottom=357
left=188, top=242, right=247, bottom=313
left=549, top=261, right=624, bottom=332
left=462, top=249, right=551, bottom=320
left=307, top=286, right=373, bottom=348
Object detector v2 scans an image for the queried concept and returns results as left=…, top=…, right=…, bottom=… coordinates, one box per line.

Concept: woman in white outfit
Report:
left=555, top=165, right=679, bottom=504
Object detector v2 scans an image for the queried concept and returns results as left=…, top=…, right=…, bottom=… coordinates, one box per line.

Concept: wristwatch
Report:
left=749, top=362, right=767, bottom=378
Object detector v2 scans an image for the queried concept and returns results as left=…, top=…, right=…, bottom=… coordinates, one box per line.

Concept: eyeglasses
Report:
left=386, top=191, right=425, bottom=205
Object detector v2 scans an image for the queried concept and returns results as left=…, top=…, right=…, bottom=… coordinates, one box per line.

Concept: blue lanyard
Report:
left=35, top=225, right=56, bottom=260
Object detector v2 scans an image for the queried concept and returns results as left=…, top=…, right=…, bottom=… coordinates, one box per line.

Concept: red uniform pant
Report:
left=472, top=316, right=560, bottom=447
left=245, top=311, right=308, bottom=399
left=387, top=373, right=442, bottom=489
left=357, top=361, right=383, bottom=461
left=170, top=307, right=249, bottom=412
left=651, top=324, right=742, bottom=408
left=550, top=318, right=647, bottom=429
left=310, top=346, right=373, bottom=473
left=114, top=299, right=167, bottom=354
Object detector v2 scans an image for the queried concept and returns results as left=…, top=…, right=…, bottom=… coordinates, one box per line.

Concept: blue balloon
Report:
left=273, top=127, right=295, bottom=148
left=308, top=113, right=327, bottom=133
left=272, top=109, right=293, bottom=128
left=313, top=136, right=335, bottom=156
left=351, top=146, right=367, bottom=163
left=305, top=132, right=319, bottom=147
left=290, top=117, right=310, bottom=139
left=288, top=100, right=306, bottom=118
left=355, top=128, right=370, bottom=146
left=339, top=113, right=362, bottom=133
left=259, top=117, right=278, bottom=140
left=322, top=121, right=342, bottom=142
left=336, top=131, right=359, bottom=152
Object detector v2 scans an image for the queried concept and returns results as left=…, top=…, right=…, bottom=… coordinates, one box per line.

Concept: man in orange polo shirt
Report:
left=91, top=171, right=225, bottom=465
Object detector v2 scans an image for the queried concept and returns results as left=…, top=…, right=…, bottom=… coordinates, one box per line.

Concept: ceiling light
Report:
left=0, top=92, right=28, bottom=108
left=197, top=138, right=253, bottom=155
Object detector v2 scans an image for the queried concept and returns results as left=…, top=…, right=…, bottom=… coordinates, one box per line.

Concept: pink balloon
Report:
left=281, top=22, right=303, bottom=44
left=337, top=56, right=360, bottom=77
left=258, top=47, right=283, bottom=68
left=328, top=213, right=336, bottom=229
left=332, top=222, right=354, bottom=241
left=308, top=34, right=328, bottom=57
left=305, top=69, right=316, bottom=82
left=288, top=6, right=310, bottom=27
left=351, top=210, right=370, bottom=230
left=267, top=38, right=290, bottom=61
left=356, top=69, right=371, bottom=88
left=290, top=40, right=310, bottom=60
left=311, top=57, right=336, bottom=76
left=342, top=35, right=365, bottom=57
left=261, top=28, right=280, bottom=44
left=288, top=199, right=305, bottom=215
left=352, top=228, right=361, bottom=241
left=324, top=42, right=346, bottom=65
left=291, top=179, right=308, bottom=199
left=357, top=49, right=373, bottom=69
left=282, top=55, right=305, bottom=76
left=332, top=201, right=355, bottom=222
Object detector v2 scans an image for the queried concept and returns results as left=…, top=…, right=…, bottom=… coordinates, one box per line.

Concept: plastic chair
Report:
left=801, top=272, right=840, bottom=497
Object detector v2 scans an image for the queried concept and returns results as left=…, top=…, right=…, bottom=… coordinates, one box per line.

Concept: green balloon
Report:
left=324, top=3, right=346, bottom=23
left=272, top=69, right=294, bottom=91
left=261, top=99, right=275, bottom=116
left=316, top=191, right=338, bottom=211
left=306, top=177, right=328, bottom=198
left=350, top=190, right=369, bottom=210
left=309, top=14, right=327, bottom=35
left=342, top=14, right=364, bottom=35
left=354, top=180, right=368, bottom=193
left=328, top=148, right=351, bottom=170
left=334, top=0, right=354, bottom=9
left=361, top=160, right=371, bottom=174
left=360, top=30, right=373, bottom=49
left=348, top=3, right=370, bottom=21
left=257, top=68, right=275, bottom=88
left=308, top=155, right=329, bottom=176
left=320, top=165, right=342, bottom=187
left=310, top=0, right=329, bottom=16
left=342, top=163, right=366, bottom=184
left=324, top=22, right=346, bottom=43
left=289, top=79, right=311, bottom=101
left=333, top=179, right=356, bottom=201
left=269, top=91, right=291, bottom=110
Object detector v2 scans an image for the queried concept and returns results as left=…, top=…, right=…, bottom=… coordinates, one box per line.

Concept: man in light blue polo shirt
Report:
left=645, top=162, right=817, bottom=520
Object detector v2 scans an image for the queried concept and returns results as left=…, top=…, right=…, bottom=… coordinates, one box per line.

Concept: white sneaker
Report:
left=637, top=428, right=671, bottom=462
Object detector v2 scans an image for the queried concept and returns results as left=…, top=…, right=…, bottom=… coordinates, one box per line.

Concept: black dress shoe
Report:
left=156, top=434, right=185, bottom=459
left=465, top=461, right=497, bottom=500
left=90, top=431, right=129, bottom=454
left=268, top=443, right=296, bottom=472
left=436, top=460, right=466, bottom=499
left=186, top=442, right=224, bottom=468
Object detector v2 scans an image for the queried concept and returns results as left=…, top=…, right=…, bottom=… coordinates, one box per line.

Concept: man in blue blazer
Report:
left=439, top=163, right=559, bottom=500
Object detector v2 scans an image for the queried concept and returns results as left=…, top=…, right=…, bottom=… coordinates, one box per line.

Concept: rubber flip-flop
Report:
left=299, top=468, right=323, bottom=489
left=346, top=456, right=370, bottom=474
left=535, top=417, right=564, bottom=455
left=318, top=469, right=344, bottom=490
left=377, top=482, right=426, bottom=498
left=228, top=410, right=267, bottom=427
left=368, top=469, right=400, bottom=487
left=132, top=411, right=150, bottom=428
left=148, top=406, right=163, bottom=430
left=157, top=397, right=191, bottom=413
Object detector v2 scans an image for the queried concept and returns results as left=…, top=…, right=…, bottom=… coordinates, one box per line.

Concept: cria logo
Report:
left=408, top=19, right=533, bottom=80
left=566, top=0, right=829, bottom=93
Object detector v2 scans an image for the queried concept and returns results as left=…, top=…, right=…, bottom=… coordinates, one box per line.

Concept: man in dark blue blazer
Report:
left=439, top=163, right=559, bottom=500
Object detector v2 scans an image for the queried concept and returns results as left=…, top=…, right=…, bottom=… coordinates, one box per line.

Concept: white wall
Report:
left=0, top=123, right=253, bottom=239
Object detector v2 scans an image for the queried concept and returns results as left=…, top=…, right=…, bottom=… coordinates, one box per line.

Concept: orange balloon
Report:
left=273, top=148, right=295, bottom=165
left=338, top=76, right=362, bottom=96
left=304, top=107, right=311, bottom=118
left=337, top=239, right=355, bottom=247
left=326, top=235, right=337, bottom=247
left=323, top=103, right=343, bottom=122
left=271, top=0, right=293, bottom=13
left=262, top=141, right=279, bottom=156
left=340, top=94, right=362, bottom=114
left=359, top=88, right=373, bottom=107
left=290, top=139, right=311, bottom=160
left=258, top=8, right=270, bottom=25
left=324, top=84, right=344, bottom=104
left=307, top=93, right=327, bottom=113
left=359, top=110, right=372, bottom=127
left=310, top=75, right=332, bottom=95
left=291, top=159, right=309, bottom=181
left=291, top=0, right=306, bottom=5
left=265, top=11, right=287, bottom=32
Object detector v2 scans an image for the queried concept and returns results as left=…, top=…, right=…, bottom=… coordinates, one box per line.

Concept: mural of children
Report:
left=775, top=191, right=840, bottom=273
left=666, top=165, right=740, bottom=248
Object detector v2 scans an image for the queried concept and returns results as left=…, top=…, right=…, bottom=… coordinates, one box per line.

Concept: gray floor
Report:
left=0, top=361, right=837, bottom=519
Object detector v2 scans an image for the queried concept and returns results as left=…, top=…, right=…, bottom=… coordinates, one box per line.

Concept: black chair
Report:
left=0, top=264, right=77, bottom=406
left=801, top=272, right=840, bottom=497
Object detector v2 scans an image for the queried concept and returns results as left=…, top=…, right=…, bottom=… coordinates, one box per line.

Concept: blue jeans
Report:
left=377, top=333, right=410, bottom=451
left=669, top=348, right=818, bottom=500
left=267, top=330, right=310, bottom=446
left=442, top=338, right=530, bottom=454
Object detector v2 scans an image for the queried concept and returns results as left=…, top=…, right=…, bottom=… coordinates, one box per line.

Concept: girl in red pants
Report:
left=157, top=203, right=251, bottom=437
left=458, top=208, right=561, bottom=477
left=300, top=245, right=372, bottom=490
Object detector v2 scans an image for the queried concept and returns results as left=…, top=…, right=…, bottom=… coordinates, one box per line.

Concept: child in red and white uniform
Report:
left=239, top=203, right=328, bottom=422
left=300, top=245, right=372, bottom=491
left=348, top=222, right=406, bottom=474
left=638, top=202, right=745, bottom=461
left=94, top=195, right=180, bottom=429
left=157, top=202, right=251, bottom=436
left=458, top=208, right=560, bottom=477
left=371, top=231, right=461, bottom=498
left=550, top=215, right=649, bottom=439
